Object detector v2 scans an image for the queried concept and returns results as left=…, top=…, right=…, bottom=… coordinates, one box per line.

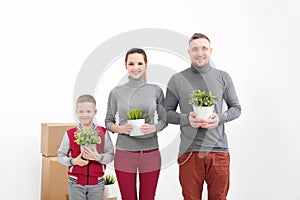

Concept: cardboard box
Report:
left=41, top=123, right=75, bottom=156
left=41, top=156, right=69, bottom=200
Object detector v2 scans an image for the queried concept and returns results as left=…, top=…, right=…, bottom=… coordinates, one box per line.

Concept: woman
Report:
left=105, top=48, right=167, bottom=200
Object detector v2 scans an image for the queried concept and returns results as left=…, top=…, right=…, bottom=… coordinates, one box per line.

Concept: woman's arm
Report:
left=98, top=131, right=114, bottom=164
left=105, top=90, right=118, bottom=132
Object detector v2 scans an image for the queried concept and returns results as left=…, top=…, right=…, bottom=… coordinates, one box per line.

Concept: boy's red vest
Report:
left=67, top=126, right=106, bottom=185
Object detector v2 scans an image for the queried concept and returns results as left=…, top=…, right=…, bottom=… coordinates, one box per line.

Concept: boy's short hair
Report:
left=76, top=94, right=96, bottom=107
left=189, top=33, right=210, bottom=44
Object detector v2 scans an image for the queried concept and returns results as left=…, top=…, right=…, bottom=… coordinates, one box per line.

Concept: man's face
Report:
left=188, top=38, right=212, bottom=67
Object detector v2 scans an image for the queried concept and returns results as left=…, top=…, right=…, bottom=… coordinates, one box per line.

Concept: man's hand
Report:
left=189, top=112, right=203, bottom=128
left=199, top=113, right=219, bottom=129
left=189, top=112, right=219, bottom=129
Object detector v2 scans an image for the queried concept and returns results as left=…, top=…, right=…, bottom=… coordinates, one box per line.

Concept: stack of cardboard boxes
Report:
left=40, top=123, right=118, bottom=200
left=40, top=123, right=75, bottom=200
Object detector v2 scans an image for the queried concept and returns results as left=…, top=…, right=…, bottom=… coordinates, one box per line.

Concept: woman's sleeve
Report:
left=155, top=87, right=168, bottom=132
left=105, top=89, right=117, bottom=132
left=99, top=131, right=114, bottom=164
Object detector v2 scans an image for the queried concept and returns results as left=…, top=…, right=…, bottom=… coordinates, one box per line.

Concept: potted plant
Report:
left=74, top=128, right=101, bottom=159
left=104, top=174, right=117, bottom=199
left=189, top=89, right=216, bottom=119
left=126, top=108, right=147, bottom=136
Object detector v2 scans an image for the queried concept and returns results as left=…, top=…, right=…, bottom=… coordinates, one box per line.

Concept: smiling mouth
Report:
left=196, top=56, right=205, bottom=59
left=131, top=71, right=141, bottom=74
left=195, top=58, right=206, bottom=62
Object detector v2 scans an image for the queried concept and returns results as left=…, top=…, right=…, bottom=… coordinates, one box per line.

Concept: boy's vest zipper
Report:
left=86, top=162, right=90, bottom=185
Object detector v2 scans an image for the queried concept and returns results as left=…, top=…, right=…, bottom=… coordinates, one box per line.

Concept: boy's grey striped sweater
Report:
left=165, top=63, right=241, bottom=154
left=105, top=76, right=167, bottom=151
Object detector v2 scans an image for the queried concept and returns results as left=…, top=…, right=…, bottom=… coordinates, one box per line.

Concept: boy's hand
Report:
left=73, top=153, right=89, bottom=166
left=83, top=147, right=102, bottom=161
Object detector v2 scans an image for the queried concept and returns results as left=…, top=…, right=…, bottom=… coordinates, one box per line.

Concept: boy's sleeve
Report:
left=57, top=132, right=73, bottom=166
left=99, top=131, right=114, bottom=165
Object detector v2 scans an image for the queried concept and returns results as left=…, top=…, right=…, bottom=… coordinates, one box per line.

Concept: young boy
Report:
left=58, top=94, right=114, bottom=200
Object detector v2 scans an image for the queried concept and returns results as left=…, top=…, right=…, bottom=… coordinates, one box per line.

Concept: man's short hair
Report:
left=189, top=33, right=210, bottom=44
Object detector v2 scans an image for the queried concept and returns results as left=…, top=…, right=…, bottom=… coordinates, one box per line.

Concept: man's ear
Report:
left=187, top=48, right=192, bottom=57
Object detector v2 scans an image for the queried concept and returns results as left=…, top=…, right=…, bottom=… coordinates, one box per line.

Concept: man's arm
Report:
left=164, top=75, right=189, bottom=126
left=218, top=72, right=241, bottom=124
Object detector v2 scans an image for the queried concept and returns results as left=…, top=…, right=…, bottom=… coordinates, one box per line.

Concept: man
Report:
left=164, top=33, right=241, bottom=200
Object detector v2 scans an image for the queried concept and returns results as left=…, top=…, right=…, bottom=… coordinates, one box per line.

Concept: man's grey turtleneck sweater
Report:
left=105, top=76, right=167, bottom=151
left=164, top=63, right=241, bottom=154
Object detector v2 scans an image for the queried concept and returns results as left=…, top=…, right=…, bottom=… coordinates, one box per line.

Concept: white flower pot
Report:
left=193, top=105, right=214, bottom=120
left=127, top=119, right=145, bottom=136
left=104, top=184, right=117, bottom=198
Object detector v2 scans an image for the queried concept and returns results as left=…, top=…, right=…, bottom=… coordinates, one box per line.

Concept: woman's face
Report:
left=125, top=53, right=147, bottom=79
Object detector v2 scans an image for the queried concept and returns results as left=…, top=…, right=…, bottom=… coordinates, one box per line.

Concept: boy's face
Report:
left=76, top=102, right=97, bottom=128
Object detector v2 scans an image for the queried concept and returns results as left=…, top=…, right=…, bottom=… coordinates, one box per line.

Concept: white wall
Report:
left=1, top=0, right=300, bottom=199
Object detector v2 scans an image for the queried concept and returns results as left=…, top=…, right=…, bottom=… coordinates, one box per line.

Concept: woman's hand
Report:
left=140, top=124, right=156, bottom=134
left=118, top=124, right=133, bottom=134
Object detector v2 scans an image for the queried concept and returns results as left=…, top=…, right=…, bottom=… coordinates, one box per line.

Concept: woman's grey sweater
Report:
left=105, top=76, right=167, bottom=151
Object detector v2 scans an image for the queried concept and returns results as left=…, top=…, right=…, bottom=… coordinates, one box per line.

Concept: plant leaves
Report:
left=74, top=128, right=101, bottom=145
left=104, top=174, right=116, bottom=185
left=127, top=108, right=148, bottom=120
left=189, top=89, right=216, bottom=107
